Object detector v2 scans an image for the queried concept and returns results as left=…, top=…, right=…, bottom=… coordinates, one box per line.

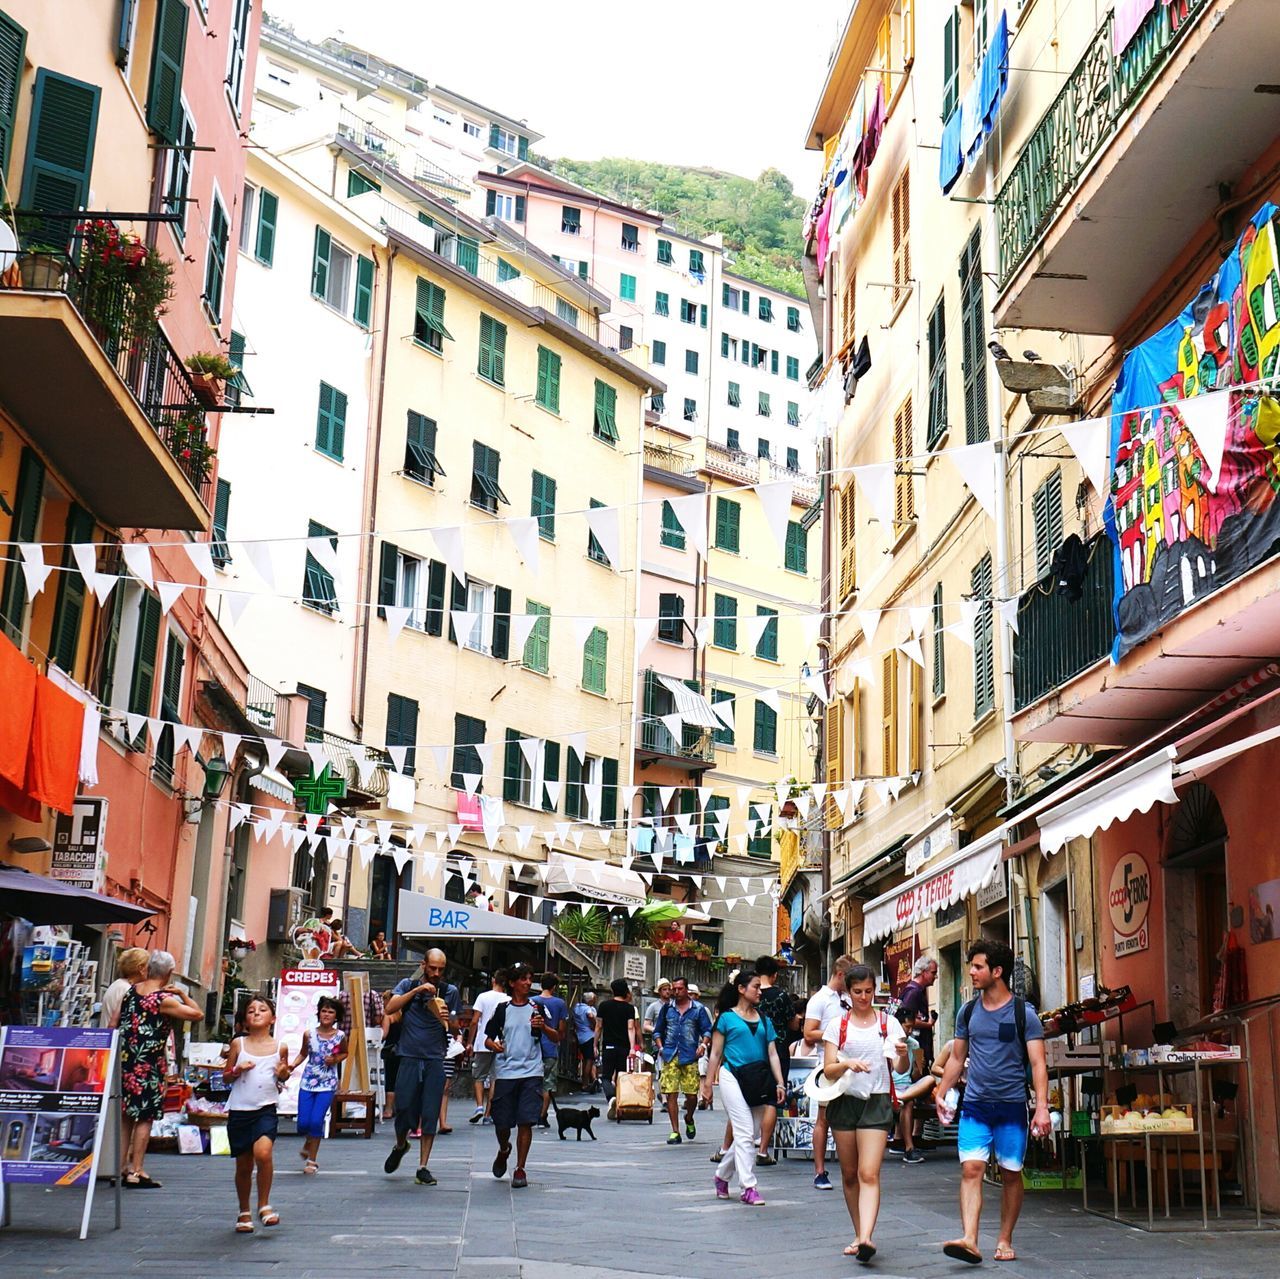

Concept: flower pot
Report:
left=228, top=946, right=250, bottom=961
left=18, top=253, right=65, bottom=291
left=602, top=942, right=620, bottom=953
left=189, top=372, right=224, bottom=408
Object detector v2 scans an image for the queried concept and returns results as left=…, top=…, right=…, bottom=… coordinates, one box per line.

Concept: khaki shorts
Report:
left=826, top=1091, right=895, bottom=1133
left=659, top=1060, right=701, bottom=1096
left=541, top=1057, right=558, bottom=1091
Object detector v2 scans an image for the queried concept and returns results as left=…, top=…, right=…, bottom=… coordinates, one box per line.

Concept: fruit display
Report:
left=1099, top=1096, right=1194, bottom=1134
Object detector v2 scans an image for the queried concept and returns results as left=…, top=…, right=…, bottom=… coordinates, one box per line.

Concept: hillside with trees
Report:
left=547, top=157, right=807, bottom=297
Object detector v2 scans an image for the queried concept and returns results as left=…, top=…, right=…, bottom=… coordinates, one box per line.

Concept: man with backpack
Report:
left=935, top=939, right=1050, bottom=1265
left=651, top=977, right=713, bottom=1144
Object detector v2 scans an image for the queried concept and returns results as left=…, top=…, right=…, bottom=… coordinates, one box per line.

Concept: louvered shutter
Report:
left=908, top=655, right=923, bottom=773
left=601, top=757, right=618, bottom=825
left=565, top=750, right=582, bottom=819
left=838, top=485, right=857, bottom=600
left=19, top=70, right=100, bottom=250
left=0, top=11, right=26, bottom=177
left=128, top=592, right=163, bottom=718
left=491, top=585, right=511, bottom=660
left=881, top=652, right=898, bottom=776
left=503, top=729, right=521, bottom=802
left=542, top=740, right=560, bottom=812
left=447, top=574, right=466, bottom=644
left=960, top=229, right=988, bottom=444
left=0, top=448, right=45, bottom=640
left=312, top=226, right=332, bottom=299
left=50, top=504, right=93, bottom=673
left=825, top=698, right=844, bottom=829
left=145, top=0, right=187, bottom=145
left=255, top=189, right=278, bottom=265
left=892, top=169, right=910, bottom=291
left=894, top=398, right=914, bottom=526
left=377, top=541, right=398, bottom=618
left=353, top=255, right=374, bottom=328
left=424, top=560, right=446, bottom=636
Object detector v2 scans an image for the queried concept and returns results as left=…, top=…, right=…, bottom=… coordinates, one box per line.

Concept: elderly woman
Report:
left=100, top=947, right=150, bottom=1028
left=118, top=950, right=203, bottom=1188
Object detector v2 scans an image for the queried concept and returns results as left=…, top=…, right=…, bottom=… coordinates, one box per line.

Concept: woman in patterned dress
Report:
left=118, top=950, right=203, bottom=1187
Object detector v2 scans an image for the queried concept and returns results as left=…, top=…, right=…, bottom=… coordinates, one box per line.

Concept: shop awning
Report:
left=545, top=853, right=647, bottom=908
left=861, top=827, right=1006, bottom=944
left=397, top=890, right=548, bottom=941
left=0, top=864, right=157, bottom=926
left=251, top=766, right=294, bottom=803
left=656, top=675, right=723, bottom=731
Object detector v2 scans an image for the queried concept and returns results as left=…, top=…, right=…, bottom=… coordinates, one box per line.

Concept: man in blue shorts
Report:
left=935, top=939, right=1049, bottom=1265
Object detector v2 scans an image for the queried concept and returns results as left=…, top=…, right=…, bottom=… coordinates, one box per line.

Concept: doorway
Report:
left=1040, top=881, right=1069, bottom=1013
left=370, top=854, right=412, bottom=952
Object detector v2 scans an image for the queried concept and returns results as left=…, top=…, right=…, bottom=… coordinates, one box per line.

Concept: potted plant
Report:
left=227, top=938, right=256, bottom=962
left=76, top=219, right=173, bottom=345
left=16, top=243, right=67, bottom=291
left=163, top=411, right=217, bottom=482
left=185, top=351, right=239, bottom=408
left=555, top=906, right=608, bottom=947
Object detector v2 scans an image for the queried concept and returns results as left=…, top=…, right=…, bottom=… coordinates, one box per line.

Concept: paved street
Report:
left=1, top=1091, right=1275, bottom=1277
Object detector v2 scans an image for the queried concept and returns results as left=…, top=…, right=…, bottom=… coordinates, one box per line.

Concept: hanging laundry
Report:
left=0, top=631, right=37, bottom=789
left=1114, top=0, right=1158, bottom=56
left=816, top=190, right=834, bottom=274
left=26, top=677, right=85, bottom=815
left=939, top=107, right=965, bottom=194
left=858, top=81, right=887, bottom=200
left=941, top=9, right=1010, bottom=188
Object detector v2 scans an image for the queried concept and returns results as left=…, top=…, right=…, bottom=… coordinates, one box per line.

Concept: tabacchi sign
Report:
left=1108, top=852, right=1151, bottom=957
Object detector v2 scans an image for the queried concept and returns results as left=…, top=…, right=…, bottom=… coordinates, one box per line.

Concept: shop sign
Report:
left=277, top=968, right=340, bottom=1115
left=51, top=799, right=108, bottom=892
left=623, top=951, right=648, bottom=983
left=977, top=867, right=1008, bottom=910
left=1109, top=851, right=1151, bottom=957
left=884, top=934, right=918, bottom=997
left=905, top=811, right=955, bottom=876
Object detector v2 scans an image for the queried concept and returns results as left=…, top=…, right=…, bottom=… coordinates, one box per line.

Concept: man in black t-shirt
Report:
left=755, top=954, right=799, bottom=1162
left=594, top=979, right=638, bottom=1109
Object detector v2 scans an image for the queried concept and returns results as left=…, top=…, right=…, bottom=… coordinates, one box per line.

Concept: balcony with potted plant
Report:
left=185, top=351, right=240, bottom=409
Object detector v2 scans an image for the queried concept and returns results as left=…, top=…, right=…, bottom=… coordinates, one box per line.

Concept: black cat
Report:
left=551, top=1098, right=599, bottom=1141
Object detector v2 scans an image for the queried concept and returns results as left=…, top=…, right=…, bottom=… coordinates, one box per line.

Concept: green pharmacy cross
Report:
left=292, top=764, right=347, bottom=814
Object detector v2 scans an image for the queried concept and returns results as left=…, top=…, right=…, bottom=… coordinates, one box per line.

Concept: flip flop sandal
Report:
left=258, top=1206, right=280, bottom=1227
left=994, top=1245, right=1017, bottom=1262
left=235, top=1213, right=254, bottom=1234
left=133, top=1173, right=162, bottom=1188
left=303, top=1160, right=319, bottom=1174
left=857, top=1243, right=877, bottom=1263
left=438, top=1126, right=453, bottom=1134
left=943, top=1242, right=983, bottom=1265
left=843, top=1244, right=860, bottom=1256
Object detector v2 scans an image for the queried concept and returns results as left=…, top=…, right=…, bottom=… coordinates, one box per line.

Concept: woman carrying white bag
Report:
left=810, top=963, right=909, bottom=1264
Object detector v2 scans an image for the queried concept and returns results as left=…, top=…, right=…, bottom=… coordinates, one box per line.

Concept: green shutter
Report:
left=715, top=497, right=740, bottom=552
left=425, top=560, right=446, bottom=636
left=524, top=600, right=550, bottom=672
left=756, top=607, right=779, bottom=661
left=478, top=313, right=506, bottom=384
left=414, top=277, right=452, bottom=346
left=531, top=471, right=556, bottom=539
left=456, top=236, right=479, bottom=276
left=503, top=728, right=521, bottom=802
left=492, top=585, right=511, bottom=659
left=353, top=254, right=374, bottom=327
left=753, top=699, right=777, bottom=754
left=0, top=10, right=27, bottom=178
left=386, top=694, right=418, bottom=773
left=593, top=381, right=619, bottom=442
left=204, top=195, right=228, bottom=318
left=927, top=298, right=948, bottom=448
left=660, top=500, right=685, bottom=549
left=943, top=9, right=960, bottom=119
left=377, top=540, right=398, bottom=617
left=582, top=627, right=607, bottom=693
left=311, top=225, right=332, bottom=299
left=601, top=757, right=619, bottom=825
left=564, top=750, right=582, bottom=819
left=960, top=228, right=988, bottom=444
left=712, top=593, right=737, bottom=650
left=128, top=592, right=163, bottom=718
left=1033, top=470, right=1063, bottom=578
left=0, top=447, right=45, bottom=641
left=536, top=346, right=561, bottom=413
left=255, top=189, right=278, bottom=265
left=145, top=0, right=187, bottom=145
left=972, top=554, right=994, bottom=718
left=711, top=689, right=735, bottom=746
left=19, top=69, right=100, bottom=250
left=49, top=504, right=93, bottom=672
left=497, top=256, right=520, bottom=282
left=932, top=581, right=946, bottom=698
left=785, top=521, right=807, bottom=574
left=211, top=477, right=232, bottom=566
left=542, top=739, right=560, bottom=811
left=518, top=134, right=529, bottom=161
left=315, top=382, right=346, bottom=460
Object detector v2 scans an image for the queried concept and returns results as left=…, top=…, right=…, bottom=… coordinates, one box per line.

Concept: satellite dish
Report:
left=0, top=220, right=17, bottom=274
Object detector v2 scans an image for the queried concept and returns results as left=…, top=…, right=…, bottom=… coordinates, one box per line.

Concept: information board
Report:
left=275, top=968, right=340, bottom=1116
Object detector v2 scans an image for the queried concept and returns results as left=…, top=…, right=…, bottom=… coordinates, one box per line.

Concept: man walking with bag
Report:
left=936, top=939, right=1050, bottom=1264
left=652, top=977, right=712, bottom=1144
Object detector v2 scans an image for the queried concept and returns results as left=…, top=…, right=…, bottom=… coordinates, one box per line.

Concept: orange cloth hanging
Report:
left=26, top=675, right=85, bottom=815
left=0, top=629, right=37, bottom=787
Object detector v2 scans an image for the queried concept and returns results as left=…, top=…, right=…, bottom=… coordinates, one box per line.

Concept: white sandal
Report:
left=303, top=1159, right=318, bottom=1174
left=258, top=1205, right=279, bottom=1227
left=235, top=1212, right=254, bottom=1234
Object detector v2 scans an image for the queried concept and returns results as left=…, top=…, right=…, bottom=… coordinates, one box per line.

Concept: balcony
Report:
left=313, top=728, right=392, bottom=806
left=336, top=107, right=470, bottom=198
left=643, top=440, right=696, bottom=477
left=994, top=0, right=1275, bottom=334
left=0, top=252, right=212, bottom=529
left=638, top=717, right=716, bottom=767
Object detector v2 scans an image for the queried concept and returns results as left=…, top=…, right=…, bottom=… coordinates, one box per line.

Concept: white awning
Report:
left=397, top=890, right=548, bottom=941
left=545, top=853, right=647, bottom=907
left=250, top=765, right=294, bottom=803
left=1037, top=747, right=1177, bottom=856
left=657, top=674, right=723, bottom=730
left=862, top=827, right=1006, bottom=944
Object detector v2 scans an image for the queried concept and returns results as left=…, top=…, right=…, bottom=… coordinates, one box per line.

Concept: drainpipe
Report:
left=818, top=431, right=834, bottom=963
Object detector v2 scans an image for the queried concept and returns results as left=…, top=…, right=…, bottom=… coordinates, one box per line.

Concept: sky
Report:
left=264, top=0, right=849, bottom=196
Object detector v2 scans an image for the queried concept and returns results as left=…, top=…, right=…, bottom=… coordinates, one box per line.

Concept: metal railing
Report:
left=245, top=674, right=281, bottom=734
left=337, top=107, right=470, bottom=195
left=643, top=440, right=695, bottom=474
left=317, top=728, right=392, bottom=800
left=1013, top=532, right=1115, bottom=711
left=1, top=249, right=213, bottom=509
left=995, top=0, right=1209, bottom=289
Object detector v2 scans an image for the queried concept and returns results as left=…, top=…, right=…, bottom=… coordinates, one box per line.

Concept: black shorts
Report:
left=599, top=1046, right=629, bottom=1082
left=577, top=1039, right=595, bottom=1061
left=227, top=1105, right=277, bottom=1156
left=490, top=1076, right=543, bottom=1129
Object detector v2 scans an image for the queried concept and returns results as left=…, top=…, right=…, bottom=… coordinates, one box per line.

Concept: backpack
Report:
left=957, top=995, right=1030, bottom=1093
left=835, top=1008, right=900, bottom=1107
left=484, top=1000, right=541, bottom=1046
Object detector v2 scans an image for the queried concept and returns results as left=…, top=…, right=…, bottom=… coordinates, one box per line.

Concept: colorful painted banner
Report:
left=276, top=968, right=340, bottom=1116
left=1106, top=203, right=1280, bottom=659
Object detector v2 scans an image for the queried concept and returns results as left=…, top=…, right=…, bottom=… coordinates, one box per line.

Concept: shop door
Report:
left=1040, top=882, right=1069, bottom=1013
left=369, top=854, right=409, bottom=948
left=939, top=942, right=963, bottom=1039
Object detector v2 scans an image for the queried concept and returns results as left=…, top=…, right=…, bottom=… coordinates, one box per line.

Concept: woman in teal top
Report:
left=701, top=970, right=785, bottom=1206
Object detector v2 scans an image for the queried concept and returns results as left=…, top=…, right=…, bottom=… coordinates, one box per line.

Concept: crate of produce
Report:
left=1022, top=1166, right=1083, bottom=1191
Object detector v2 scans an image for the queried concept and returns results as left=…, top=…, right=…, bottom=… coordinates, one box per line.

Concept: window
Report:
left=455, top=235, right=479, bottom=277
left=757, top=438, right=770, bottom=459
left=303, top=520, right=338, bottom=613
left=551, top=254, right=588, bottom=280
left=211, top=479, right=232, bottom=568
left=660, top=500, right=685, bottom=550
left=162, top=104, right=195, bottom=243
left=484, top=189, right=524, bottom=222
left=619, top=272, right=636, bottom=302
left=770, top=349, right=779, bottom=375
left=787, top=401, right=800, bottom=427
left=414, top=277, right=452, bottom=352
left=960, top=228, right=989, bottom=443
left=894, top=396, right=915, bottom=529
left=711, top=690, right=735, bottom=746
left=146, top=0, right=187, bottom=144
left=489, top=124, right=525, bottom=157
left=943, top=6, right=961, bottom=118
left=786, top=356, right=799, bottom=382
left=685, top=349, right=699, bottom=375
left=726, top=428, right=740, bottom=451
left=377, top=544, right=436, bottom=631
left=651, top=393, right=665, bottom=414
left=504, top=728, right=545, bottom=806
left=227, top=0, right=251, bottom=112
left=582, top=627, right=608, bottom=693
left=652, top=339, right=667, bottom=365
left=451, top=714, right=486, bottom=789
left=714, top=497, right=740, bottom=552
left=655, top=290, right=669, bottom=316
left=555, top=297, right=578, bottom=327
left=314, top=382, right=347, bottom=461
left=740, top=289, right=750, bottom=315
left=700, top=304, right=708, bottom=328
left=587, top=497, right=610, bottom=566
left=657, top=238, right=673, bottom=265
left=787, top=306, right=801, bottom=332
left=758, top=296, right=773, bottom=322
left=536, top=346, right=561, bottom=413
left=462, top=119, right=483, bottom=139
left=347, top=169, right=380, bottom=198
left=838, top=484, right=857, bottom=599
left=758, top=391, right=771, bottom=417
left=531, top=470, right=556, bottom=540
left=927, top=296, right=948, bottom=448
left=385, top=694, right=419, bottom=773
left=932, top=581, right=946, bottom=698
left=723, top=334, right=738, bottom=360
left=1033, top=470, right=1064, bottom=578
left=621, top=222, right=639, bottom=252
left=523, top=600, right=550, bottom=672
left=712, top=593, right=737, bottom=650
left=755, top=606, right=779, bottom=661
left=723, top=284, right=739, bottom=310
left=477, top=313, right=507, bottom=385
left=471, top=442, right=508, bottom=512
left=740, top=340, right=750, bottom=366
left=251, top=188, right=277, bottom=267
left=353, top=254, right=374, bottom=328
left=972, top=553, right=995, bottom=718
left=842, top=269, right=857, bottom=348
left=311, top=227, right=352, bottom=313
left=18, top=70, right=99, bottom=252
left=881, top=652, right=899, bottom=774
left=561, top=206, right=581, bottom=234
left=785, top=521, right=807, bottom=574
left=404, top=411, right=444, bottom=484
left=892, top=168, right=911, bottom=300
left=460, top=578, right=503, bottom=654
left=619, top=325, right=633, bottom=351
left=753, top=700, right=777, bottom=755
left=683, top=398, right=697, bottom=423
left=593, top=381, right=619, bottom=443
left=727, top=381, right=741, bottom=407
left=689, top=248, right=705, bottom=280
left=657, top=593, right=685, bottom=643
left=497, top=257, right=521, bottom=282
left=680, top=299, right=696, bottom=324
left=204, top=191, right=229, bottom=320
left=152, top=628, right=185, bottom=781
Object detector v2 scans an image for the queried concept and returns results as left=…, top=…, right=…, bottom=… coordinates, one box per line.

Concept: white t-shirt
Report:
left=804, top=986, right=848, bottom=1035
left=822, top=1010, right=906, bottom=1096
left=472, top=989, right=510, bottom=1044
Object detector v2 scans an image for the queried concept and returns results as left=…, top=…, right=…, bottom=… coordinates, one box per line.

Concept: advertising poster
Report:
left=51, top=799, right=108, bottom=892
left=884, top=934, right=919, bottom=998
left=275, top=968, right=339, bottom=1115
left=0, top=1025, right=115, bottom=1188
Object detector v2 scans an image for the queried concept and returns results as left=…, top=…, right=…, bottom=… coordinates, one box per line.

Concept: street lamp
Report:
left=201, top=754, right=232, bottom=801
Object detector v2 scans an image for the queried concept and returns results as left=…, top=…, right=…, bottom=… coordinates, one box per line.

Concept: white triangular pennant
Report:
left=1060, top=416, right=1111, bottom=498
left=583, top=503, right=621, bottom=567
left=506, top=516, right=541, bottom=572
left=450, top=609, right=479, bottom=645
left=18, top=545, right=53, bottom=599
left=898, top=636, right=925, bottom=668
left=565, top=732, right=587, bottom=765
left=744, top=612, right=772, bottom=653
left=803, top=668, right=829, bottom=704
left=157, top=579, right=186, bottom=614
left=511, top=612, right=539, bottom=656
left=431, top=525, right=466, bottom=582
left=755, top=480, right=793, bottom=559
left=669, top=492, right=707, bottom=557
left=1178, top=391, right=1230, bottom=493
left=387, top=745, right=408, bottom=773
left=262, top=737, right=288, bottom=770
left=757, top=687, right=780, bottom=714
left=121, top=543, right=154, bottom=588
left=224, top=589, right=252, bottom=624
left=908, top=606, right=930, bottom=638
left=517, top=736, right=540, bottom=769
left=242, top=539, right=278, bottom=590
left=854, top=462, right=895, bottom=532
left=947, top=441, right=998, bottom=522
left=91, top=573, right=119, bottom=607
left=220, top=732, right=241, bottom=762
left=857, top=609, right=882, bottom=647
left=185, top=541, right=217, bottom=585
left=71, top=544, right=101, bottom=597
left=571, top=616, right=596, bottom=650
left=633, top=615, right=658, bottom=652
left=996, top=598, right=1020, bottom=636
left=384, top=605, right=411, bottom=644
left=461, top=772, right=481, bottom=795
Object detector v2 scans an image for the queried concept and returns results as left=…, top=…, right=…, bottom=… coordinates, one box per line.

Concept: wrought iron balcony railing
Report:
left=995, top=0, right=1209, bottom=289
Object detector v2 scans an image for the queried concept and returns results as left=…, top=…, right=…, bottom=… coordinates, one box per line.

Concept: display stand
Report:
left=770, top=1054, right=835, bottom=1160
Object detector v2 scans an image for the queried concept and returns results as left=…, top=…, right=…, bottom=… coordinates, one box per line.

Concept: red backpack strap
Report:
left=880, top=1011, right=899, bottom=1107
left=838, top=1010, right=851, bottom=1047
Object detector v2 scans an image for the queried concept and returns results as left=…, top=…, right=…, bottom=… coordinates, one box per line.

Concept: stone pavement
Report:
left=0, top=1091, right=1274, bottom=1277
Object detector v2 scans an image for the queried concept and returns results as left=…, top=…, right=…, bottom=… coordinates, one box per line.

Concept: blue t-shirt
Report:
left=490, top=1000, right=544, bottom=1081
left=533, top=994, right=569, bottom=1060
left=717, top=1009, right=774, bottom=1072
left=572, top=1001, right=596, bottom=1043
left=956, top=995, right=1043, bottom=1108
left=392, top=977, right=461, bottom=1060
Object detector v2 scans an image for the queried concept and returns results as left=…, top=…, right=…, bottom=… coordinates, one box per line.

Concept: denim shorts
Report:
left=958, top=1108, right=1029, bottom=1171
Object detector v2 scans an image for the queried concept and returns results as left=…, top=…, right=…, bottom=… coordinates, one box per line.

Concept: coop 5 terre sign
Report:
left=1109, top=852, right=1151, bottom=957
